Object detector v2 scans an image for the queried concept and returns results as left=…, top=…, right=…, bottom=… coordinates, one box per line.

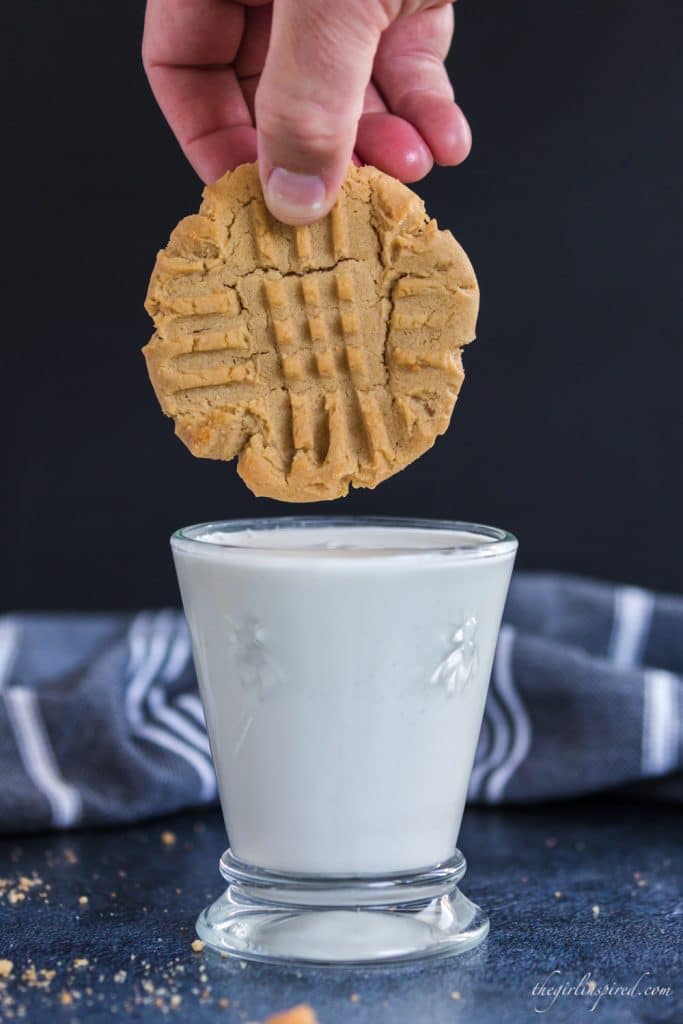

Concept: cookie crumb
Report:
left=264, top=1007, right=318, bottom=1024
left=554, top=890, right=562, bottom=899
left=191, top=940, right=205, bottom=954
left=18, top=876, right=42, bottom=893
left=72, top=959, right=89, bottom=969
left=218, top=997, right=230, bottom=1008
left=21, top=967, right=56, bottom=989
left=113, top=970, right=127, bottom=984
left=450, top=991, right=462, bottom=1000
left=350, top=993, right=360, bottom=1003
left=161, top=831, right=176, bottom=847
left=78, top=895, right=88, bottom=905
left=0, top=961, right=13, bottom=978
left=592, top=905, right=600, bottom=917
left=58, top=991, right=73, bottom=1006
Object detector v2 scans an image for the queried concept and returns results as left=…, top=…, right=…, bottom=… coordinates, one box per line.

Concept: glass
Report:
left=171, top=516, right=517, bottom=965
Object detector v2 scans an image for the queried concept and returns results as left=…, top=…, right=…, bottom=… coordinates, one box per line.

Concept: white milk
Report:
left=172, top=522, right=516, bottom=876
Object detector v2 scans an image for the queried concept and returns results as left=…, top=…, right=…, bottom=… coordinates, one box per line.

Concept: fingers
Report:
left=143, top=0, right=256, bottom=182
left=255, top=0, right=387, bottom=224
left=148, top=65, right=257, bottom=181
left=373, top=5, right=471, bottom=167
left=235, top=4, right=272, bottom=122
left=356, top=112, right=433, bottom=181
left=362, top=81, right=386, bottom=115
left=246, top=67, right=433, bottom=185
left=352, top=81, right=431, bottom=182
left=240, top=75, right=259, bottom=122
left=143, top=0, right=470, bottom=203
left=235, top=4, right=272, bottom=79
left=143, top=0, right=244, bottom=67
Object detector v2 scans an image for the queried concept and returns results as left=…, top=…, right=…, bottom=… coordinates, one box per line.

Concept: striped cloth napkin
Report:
left=0, top=574, right=680, bottom=833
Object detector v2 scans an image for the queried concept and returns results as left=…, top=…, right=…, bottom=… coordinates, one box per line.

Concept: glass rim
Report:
left=170, top=516, right=518, bottom=561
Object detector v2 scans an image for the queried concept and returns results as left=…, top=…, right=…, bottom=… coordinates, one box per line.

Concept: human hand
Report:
left=142, top=0, right=471, bottom=225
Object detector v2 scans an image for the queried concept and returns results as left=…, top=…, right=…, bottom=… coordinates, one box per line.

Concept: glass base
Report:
left=196, top=849, right=489, bottom=966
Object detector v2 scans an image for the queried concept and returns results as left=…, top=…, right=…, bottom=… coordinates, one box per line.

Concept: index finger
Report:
left=142, top=0, right=257, bottom=182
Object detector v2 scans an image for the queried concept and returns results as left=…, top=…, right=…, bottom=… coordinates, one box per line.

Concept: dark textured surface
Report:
left=0, top=800, right=680, bottom=1022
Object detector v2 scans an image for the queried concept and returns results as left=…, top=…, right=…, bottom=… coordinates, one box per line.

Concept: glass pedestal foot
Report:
left=196, top=849, right=489, bottom=966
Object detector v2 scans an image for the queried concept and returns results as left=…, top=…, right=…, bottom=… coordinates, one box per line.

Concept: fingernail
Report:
left=265, top=168, right=327, bottom=224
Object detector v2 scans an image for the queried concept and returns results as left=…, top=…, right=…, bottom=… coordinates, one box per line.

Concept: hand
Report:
left=142, top=0, right=471, bottom=225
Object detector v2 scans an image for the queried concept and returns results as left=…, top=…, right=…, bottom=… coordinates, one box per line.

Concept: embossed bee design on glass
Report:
left=430, top=615, right=480, bottom=695
left=171, top=517, right=517, bottom=965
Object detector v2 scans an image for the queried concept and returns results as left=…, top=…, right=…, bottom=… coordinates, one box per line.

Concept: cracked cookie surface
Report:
left=143, top=163, right=479, bottom=501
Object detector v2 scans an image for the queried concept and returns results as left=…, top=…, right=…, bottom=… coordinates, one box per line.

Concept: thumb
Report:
left=255, top=0, right=386, bottom=224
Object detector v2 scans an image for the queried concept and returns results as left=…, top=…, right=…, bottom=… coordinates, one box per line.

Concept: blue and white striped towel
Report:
left=0, top=573, right=681, bottom=833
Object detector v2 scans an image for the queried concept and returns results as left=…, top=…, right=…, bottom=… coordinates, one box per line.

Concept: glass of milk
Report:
left=171, top=516, right=517, bottom=965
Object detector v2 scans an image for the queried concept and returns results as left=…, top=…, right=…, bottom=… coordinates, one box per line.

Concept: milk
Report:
left=172, top=521, right=516, bottom=876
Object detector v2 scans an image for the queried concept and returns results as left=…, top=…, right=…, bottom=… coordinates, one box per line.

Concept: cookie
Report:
left=264, top=1007, right=318, bottom=1024
left=143, top=163, right=479, bottom=501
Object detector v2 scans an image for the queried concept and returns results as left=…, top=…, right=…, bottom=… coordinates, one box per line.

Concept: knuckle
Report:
left=256, top=94, right=353, bottom=157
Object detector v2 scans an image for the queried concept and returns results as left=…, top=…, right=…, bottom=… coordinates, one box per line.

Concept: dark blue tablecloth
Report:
left=0, top=573, right=681, bottom=832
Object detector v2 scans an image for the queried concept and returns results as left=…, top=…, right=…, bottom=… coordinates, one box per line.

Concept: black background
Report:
left=2, top=1, right=682, bottom=610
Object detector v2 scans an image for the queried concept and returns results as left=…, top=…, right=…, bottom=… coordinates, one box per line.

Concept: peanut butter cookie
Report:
left=144, top=163, right=478, bottom=501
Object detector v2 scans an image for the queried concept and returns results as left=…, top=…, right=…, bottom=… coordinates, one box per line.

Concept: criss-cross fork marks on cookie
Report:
left=143, top=163, right=479, bottom=501
left=255, top=200, right=350, bottom=268
left=263, top=268, right=392, bottom=469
